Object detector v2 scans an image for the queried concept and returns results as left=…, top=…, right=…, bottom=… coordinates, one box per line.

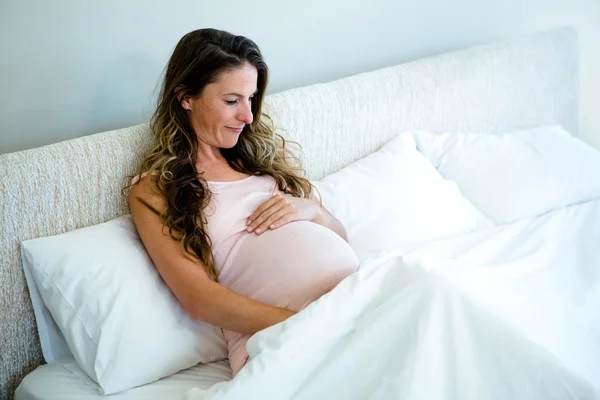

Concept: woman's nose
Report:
left=238, top=101, right=253, bottom=125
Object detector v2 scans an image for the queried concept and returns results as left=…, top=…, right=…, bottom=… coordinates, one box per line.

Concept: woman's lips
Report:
left=226, top=126, right=244, bottom=133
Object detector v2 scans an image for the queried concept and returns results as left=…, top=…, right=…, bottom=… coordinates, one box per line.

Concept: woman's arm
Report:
left=311, top=200, right=348, bottom=242
left=129, top=176, right=295, bottom=334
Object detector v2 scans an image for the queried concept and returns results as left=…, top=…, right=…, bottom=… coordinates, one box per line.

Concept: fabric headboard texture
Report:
left=0, top=27, right=578, bottom=397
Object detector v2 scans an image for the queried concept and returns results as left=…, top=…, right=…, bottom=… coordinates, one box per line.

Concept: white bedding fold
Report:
left=184, top=199, right=600, bottom=400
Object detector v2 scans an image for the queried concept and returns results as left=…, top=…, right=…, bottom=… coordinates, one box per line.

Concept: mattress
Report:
left=15, top=359, right=231, bottom=400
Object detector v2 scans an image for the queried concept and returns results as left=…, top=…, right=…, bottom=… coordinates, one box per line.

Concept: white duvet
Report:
left=184, top=198, right=600, bottom=400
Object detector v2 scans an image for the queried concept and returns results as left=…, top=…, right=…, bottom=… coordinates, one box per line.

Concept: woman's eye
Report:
left=225, top=100, right=238, bottom=105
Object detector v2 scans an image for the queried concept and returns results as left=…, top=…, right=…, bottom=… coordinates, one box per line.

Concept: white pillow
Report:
left=312, top=132, right=492, bottom=262
left=21, top=215, right=228, bottom=395
left=22, top=257, right=74, bottom=364
left=413, top=125, right=600, bottom=225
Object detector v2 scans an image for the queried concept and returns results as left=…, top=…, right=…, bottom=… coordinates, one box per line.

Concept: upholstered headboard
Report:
left=0, top=27, right=578, bottom=397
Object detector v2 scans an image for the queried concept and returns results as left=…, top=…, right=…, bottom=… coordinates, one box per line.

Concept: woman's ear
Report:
left=175, top=85, right=191, bottom=110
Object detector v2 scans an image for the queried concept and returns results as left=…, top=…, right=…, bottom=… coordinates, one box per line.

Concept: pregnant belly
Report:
left=218, top=220, right=359, bottom=311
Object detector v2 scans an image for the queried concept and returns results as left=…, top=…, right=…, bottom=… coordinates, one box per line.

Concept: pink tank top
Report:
left=206, top=175, right=359, bottom=376
left=133, top=173, right=359, bottom=375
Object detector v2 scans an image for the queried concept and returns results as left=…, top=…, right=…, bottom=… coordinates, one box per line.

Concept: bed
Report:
left=2, top=26, right=596, bottom=399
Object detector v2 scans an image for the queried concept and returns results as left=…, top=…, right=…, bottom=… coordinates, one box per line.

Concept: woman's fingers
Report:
left=267, top=213, right=295, bottom=230
left=246, top=194, right=321, bottom=235
left=246, top=194, right=281, bottom=225
left=247, top=195, right=291, bottom=234
left=255, top=208, right=297, bottom=234
left=246, top=203, right=278, bottom=233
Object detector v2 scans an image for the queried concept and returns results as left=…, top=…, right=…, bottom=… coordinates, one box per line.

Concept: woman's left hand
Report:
left=246, top=193, right=323, bottom=235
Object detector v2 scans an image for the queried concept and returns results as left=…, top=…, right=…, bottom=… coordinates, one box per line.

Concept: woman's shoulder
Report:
left=131, top=170, right=159, bottom=185
left=129, top=171, right=166, bottom=215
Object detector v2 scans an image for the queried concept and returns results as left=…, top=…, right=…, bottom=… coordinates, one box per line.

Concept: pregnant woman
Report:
left=128, top=28, right=359, bottom=376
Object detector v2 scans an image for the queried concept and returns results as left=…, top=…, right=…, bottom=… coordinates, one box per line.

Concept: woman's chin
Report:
left=221, top=138, right=240, bottom=149
left=216, top=130, right=243, bottom=149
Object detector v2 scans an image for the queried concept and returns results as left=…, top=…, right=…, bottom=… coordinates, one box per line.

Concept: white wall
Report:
left=0, top=0, right=598, bottom=154
left=520, top=0, right=600, bottom=150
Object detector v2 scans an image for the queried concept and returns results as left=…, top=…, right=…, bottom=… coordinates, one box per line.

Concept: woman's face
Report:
left=182, top=62, right=258, bottom=154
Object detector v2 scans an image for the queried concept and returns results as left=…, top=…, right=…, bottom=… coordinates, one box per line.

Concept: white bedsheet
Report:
left=185, top=198, right=600, bottom=400
left=15, top=359, right=231, bottom=400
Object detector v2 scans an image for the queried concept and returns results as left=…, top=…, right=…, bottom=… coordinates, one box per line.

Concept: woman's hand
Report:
left=246, top=193, right=323, bottom=235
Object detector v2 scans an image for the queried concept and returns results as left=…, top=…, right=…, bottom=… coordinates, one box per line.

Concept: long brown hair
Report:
left=124, top=29, right=313, bottom=282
